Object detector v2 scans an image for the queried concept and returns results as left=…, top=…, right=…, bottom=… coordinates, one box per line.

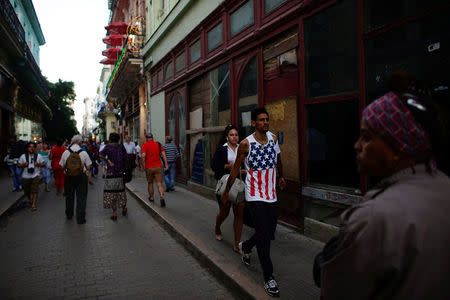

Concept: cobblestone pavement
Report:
left=0, top=176, right=236, bottom=299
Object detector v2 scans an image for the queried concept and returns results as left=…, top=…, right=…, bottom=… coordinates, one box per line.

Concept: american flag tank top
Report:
left=244, top=132, right=280, bottom=203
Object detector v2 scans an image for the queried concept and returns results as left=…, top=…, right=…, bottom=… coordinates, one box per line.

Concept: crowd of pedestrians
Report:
left=3, top=70, right=450, bottom=298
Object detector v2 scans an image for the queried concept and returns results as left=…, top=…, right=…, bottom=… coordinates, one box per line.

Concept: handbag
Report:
left=215, top=169, right=245, bottom=204
left=123, top=170, right=132, bottom=183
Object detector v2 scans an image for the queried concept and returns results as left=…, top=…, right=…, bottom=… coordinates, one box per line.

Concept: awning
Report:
left=102, top=34, right=127, bottom=47
left=105, top=22, right=128, bottom=35
left=100, top=58, right=118, bottom=65
left=102, top=48, right=121, bottom=59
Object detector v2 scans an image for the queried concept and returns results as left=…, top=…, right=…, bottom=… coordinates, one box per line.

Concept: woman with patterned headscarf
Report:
left=317, top=73, right=450, bottom=299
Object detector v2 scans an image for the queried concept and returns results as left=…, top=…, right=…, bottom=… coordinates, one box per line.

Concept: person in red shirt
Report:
left=49, top=139, right=67, bottom=195
left=140, top=133, right=168, bottom=207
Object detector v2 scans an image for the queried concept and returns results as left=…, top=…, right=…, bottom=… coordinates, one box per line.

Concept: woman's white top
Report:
left=224, top=142, right=238, bottom=165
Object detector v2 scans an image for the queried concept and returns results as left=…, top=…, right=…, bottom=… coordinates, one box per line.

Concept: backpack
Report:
left=65, top=148, right=83, bottom=176
left=157, top=142, right=165, bottom=168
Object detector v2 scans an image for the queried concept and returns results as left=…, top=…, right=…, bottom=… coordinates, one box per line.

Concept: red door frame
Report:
left=165, top=84, right=189, bottom=183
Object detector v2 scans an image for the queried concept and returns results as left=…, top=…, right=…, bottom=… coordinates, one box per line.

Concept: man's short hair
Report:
left=166, top=136, right=172, bottom=142
left=145, top=132, right=153, bottom=139
left=251, top=107, right=269, bottom=121
left=71, top=134, right=83, bottom=144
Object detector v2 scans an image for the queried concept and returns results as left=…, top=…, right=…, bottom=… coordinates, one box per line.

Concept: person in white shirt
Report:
left=17, top=142, right=45, bottom=211
left=123, top=135, right=137, bottom=174
left=135, top=141, right=141, bottom=170
left=59, top=135, right=92, bottom=224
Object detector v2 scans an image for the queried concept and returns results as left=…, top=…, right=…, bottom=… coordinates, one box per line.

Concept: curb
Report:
left=0, top=194, right=26, bottom=219
left=126, top=184, right=272, bottom=300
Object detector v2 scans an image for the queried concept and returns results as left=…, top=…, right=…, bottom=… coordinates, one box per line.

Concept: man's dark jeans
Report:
left=65, top=174, right=88, bottom=223
left=242, top=201, right=279, bottom=281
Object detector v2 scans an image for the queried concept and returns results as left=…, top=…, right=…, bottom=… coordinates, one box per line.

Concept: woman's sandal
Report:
left=31, top=206, right=37, bottom=211
left=214, top=226, right=223, bottom=241
left=110, top=215, right=117, bottom=221
left=122, top=207, right=128, bottom=216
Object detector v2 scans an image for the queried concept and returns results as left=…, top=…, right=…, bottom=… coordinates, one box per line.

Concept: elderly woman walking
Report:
left=316, top=73, right=450, bottom=300
left=99, top=133, right=128, bottom=221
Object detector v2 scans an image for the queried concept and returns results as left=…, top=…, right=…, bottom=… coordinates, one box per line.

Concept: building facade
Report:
left=140, top=0, right=449, bottom=240
left=0, top=0, right=50, bottom=158
left=82, top=97, right=98, bottom=138
left=101, top=0, right=146, bottom=144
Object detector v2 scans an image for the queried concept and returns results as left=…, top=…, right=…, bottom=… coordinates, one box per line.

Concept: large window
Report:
left=178, top=94, right=187, bottom=176
left=176, top=51, right=186, bottom=72
left=207, top=23, right=223, bottom=52
left=365, top=9, right=449, bottom=103
left=230, top=1, right=254, bottom=37
left=264, top=0, right=287, bottom=14
left=168, top=98, right=175, bottom=140
left=306, top=100, right=360, bottom=189
left=210, top=63, right=230, bottom=127
left=165, top=61, right=173, bottom=81
left=238, top=57, right=258, bottom=139
left=157, top=69, right=162, bottom=86
left=304, top=0, right=357, bottom=98
left=365, top=0, right=445, bottom=32
left=190, top=39, right=201, bottom=63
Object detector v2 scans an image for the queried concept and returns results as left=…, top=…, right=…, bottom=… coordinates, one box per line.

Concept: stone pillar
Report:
left=139, top=83, right=147, bottom=146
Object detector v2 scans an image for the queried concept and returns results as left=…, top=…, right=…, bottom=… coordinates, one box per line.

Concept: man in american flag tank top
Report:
left=221, top=107, right=286, bottom=297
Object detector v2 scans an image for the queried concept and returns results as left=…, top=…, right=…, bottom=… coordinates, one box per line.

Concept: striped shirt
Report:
left=163, top=142, right=180, bottom=163
left=244, top=132, right=280, bottom=203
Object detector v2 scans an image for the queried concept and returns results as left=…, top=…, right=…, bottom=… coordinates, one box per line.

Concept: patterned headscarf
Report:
left=363, top=92, right=432, bottom=159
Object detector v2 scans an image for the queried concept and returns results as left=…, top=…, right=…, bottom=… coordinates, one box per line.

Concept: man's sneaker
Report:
left=160, top=198, right=166, bottom=207
left=239, top=241, right=251, bottom=266
left=264, top=277, right=280, bottom=297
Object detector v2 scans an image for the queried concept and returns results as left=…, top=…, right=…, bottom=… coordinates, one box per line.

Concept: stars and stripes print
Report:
left=245, top=139, right=278, bottom=202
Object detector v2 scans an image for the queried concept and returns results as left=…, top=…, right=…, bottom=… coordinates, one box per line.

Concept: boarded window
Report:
left=207, top=23, right=223, bottom=52
left=230, top=1, right=254, bottom=37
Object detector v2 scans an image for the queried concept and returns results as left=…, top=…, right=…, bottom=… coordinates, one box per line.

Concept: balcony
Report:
left=0, top=0, right=50, bottom=103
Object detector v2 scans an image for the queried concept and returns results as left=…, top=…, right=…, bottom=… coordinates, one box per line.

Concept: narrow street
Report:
left=0, top=176, right=236, bottom=299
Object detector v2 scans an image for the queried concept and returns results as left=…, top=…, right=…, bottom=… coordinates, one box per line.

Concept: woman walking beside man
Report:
left=212, top=124, right=245, bottom=253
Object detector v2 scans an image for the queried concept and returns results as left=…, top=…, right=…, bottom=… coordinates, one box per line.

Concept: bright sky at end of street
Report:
left=33, top=0, right=110, bottom=132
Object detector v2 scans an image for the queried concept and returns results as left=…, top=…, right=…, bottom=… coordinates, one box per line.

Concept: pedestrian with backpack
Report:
left=59, top=135, right=92, bottom=224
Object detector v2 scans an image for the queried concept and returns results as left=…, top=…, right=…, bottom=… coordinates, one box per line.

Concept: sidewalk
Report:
left=126, top=175, right=323, bottom=300
left=0, top=169, right=26, bottom=218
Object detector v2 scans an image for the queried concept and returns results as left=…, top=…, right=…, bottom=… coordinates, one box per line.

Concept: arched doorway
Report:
left=166, top=87, right=188, bottom=182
